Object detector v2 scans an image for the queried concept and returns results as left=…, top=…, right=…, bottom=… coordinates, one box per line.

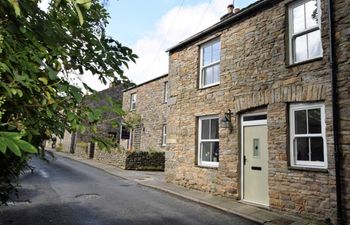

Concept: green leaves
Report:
left=39, top=77, right=48, bottom=85
left=0, top=132, right=38, bottom=156
left=7, top=0, right=20, bottom=16
left=16, top=140, right=38, bottom=154
left=75, top=0, right=92, bottom=10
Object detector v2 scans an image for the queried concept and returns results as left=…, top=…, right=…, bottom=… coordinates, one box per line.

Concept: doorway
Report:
left=241, top=113, right=269, bottom=206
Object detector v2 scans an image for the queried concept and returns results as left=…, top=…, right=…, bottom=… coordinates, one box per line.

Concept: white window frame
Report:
left=198, top=115, right=219, bottom=168
left=199, top=38, right=221, bottom=89
left=163, top=81, right=168, bottom=103
left=289, top=103, right=327, bottom=168
left=288, top=0, right=322, bottom=64
left=162, top=124, right=167, bottom=146
left=130, top=93, right=137, bottom=111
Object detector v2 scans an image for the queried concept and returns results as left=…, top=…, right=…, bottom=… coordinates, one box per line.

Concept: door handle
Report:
left=244, top=155, right=247, bottom=165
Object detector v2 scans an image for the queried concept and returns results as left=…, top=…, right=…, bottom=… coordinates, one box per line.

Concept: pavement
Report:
left=49, top=150, right=326, bottom=225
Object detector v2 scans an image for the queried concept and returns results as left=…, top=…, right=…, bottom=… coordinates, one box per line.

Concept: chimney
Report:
left=227, top=4, right=234, bottom=14
left=220, top=2, right=235, bottom=20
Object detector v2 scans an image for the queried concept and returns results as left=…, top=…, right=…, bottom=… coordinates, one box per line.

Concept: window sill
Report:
left=197, top=164, right=219, bottom=169
left=288, top=166, right=328, bottom=173
left=199, top=82, right=220, bottom=90
left=286, top=56, right=323, bottom=68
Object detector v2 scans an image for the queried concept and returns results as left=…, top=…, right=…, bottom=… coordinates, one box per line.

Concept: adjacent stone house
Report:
left=121, top=74, right=169, bottom=152
left=77, top=84, right=125, bottom=145
left=165, top=0, right=349, bottom=224
left=56, top=84, right=125, bottom=165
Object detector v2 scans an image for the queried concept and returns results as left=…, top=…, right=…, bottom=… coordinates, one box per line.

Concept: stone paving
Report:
left=50, top=150, right=326, bottom=225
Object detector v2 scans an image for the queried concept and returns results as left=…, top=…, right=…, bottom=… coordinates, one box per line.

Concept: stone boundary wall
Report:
left=125, top=152, right=165, bottom=171
left=55, top=140, right=164, bottom=171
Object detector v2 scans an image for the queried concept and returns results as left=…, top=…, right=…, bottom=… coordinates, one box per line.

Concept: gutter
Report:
left=328, top=0, right=343, bottom=223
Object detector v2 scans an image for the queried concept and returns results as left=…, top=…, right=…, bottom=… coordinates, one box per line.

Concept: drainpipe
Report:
left=328, top=0, right=343, bottom=224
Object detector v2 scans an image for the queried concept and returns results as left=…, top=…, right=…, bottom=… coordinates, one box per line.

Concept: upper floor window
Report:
left=200, top=39, right=220, bottom=88
left=130, top=93, right=137, bottom=110
left=198, top=116, right=219, bottom=167
left=289, top=103, right=327, bottom=168
left=288, top=0, right=322, bottom=64
left=162, top=124, right=167, bottom=146
left=163, top=81, right=168, bottom=103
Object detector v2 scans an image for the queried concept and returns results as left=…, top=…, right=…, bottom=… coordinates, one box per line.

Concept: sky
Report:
left=100, top=0, right=257, bottom=89
left=41, top=0, right=257, bottom=90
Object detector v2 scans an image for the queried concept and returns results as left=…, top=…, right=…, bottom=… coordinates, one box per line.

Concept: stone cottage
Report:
left=121, top=74, right=169, bottom=153
left=55, top=84, right=126, bottom=165
left=165, top=0, right=349, bottom=224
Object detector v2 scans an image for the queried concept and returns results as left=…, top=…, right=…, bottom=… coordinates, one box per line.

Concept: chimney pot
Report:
left=227, top=4, right=234, bottom=14
left=234, top=8, right=240, bottom=13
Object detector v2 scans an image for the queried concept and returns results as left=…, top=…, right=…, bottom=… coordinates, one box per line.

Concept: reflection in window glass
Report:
left=296, top=137, right=309, bottom=161
left=200, top=39, right=220, bottom=87
left=305, top=0, right=318, bottom=28
left=308, top=30, right=322, bottom=59
left=308, top=108, right=321, bottom=133
left=201, top=120, right=210, bottom=139
left=293, top=4, right=305, bottom=33
left=295, top=35, right=308, bottom=62
left=295, top=110, right=307, bottom=134
left=311, top=137, right=324, bottom=161
left=289, top=0, right=322, bottom=63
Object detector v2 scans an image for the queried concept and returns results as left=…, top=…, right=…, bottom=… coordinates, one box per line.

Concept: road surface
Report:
left=0, top=156, right=257, bottom=225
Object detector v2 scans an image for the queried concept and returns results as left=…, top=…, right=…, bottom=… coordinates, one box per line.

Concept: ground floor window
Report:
left=289, top=103, right=327, bottom=168
left=198, top=116, right=219, bottom=167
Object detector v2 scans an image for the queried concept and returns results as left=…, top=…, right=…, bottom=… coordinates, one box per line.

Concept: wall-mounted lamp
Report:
left=220, top=109, right=234, bottom=128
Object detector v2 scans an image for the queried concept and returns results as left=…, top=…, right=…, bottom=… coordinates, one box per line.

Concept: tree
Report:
left=0, top=0, right=137, bottom=204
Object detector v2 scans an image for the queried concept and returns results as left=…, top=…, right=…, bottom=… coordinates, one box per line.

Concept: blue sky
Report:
left=106, top=0, right=256, bottom=46
left=92, top=0, right=258, bottom=89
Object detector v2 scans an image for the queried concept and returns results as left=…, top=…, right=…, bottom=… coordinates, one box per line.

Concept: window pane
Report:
left=294, top=35, right=308, bottom=62
left=203, top=46, right=211, bottom=66
left=308, top=30, right=322, bottom=58
left=310, top=137, right=324, bottom=161
left=295, top=137, right=309, bottom=161
left=213, top=64, right=220, bottom=83
left=308, top=108, right=321, bottom=133
left=212, top=41, right=220, bottom=62
left=210, top=119, right=219, bottom=139
left=305, top=0, right=318, bottom=28
left=212, top=142, right=219, bottom=162
left=203, top=67, right=213, bottom=86
left=293, top=4, right=305, bottom=33
left=295, top=110, right=307, bottom=134
left=201, top=119, right=210, bottom=139
left=201, top=142, right=211, bottom=162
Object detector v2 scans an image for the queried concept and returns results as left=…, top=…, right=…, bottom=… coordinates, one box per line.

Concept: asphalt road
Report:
left=0, top=156, right=257, bottom=225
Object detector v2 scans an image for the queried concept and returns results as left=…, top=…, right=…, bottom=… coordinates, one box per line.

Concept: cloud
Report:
left=125, top=0, right=229, bottom=85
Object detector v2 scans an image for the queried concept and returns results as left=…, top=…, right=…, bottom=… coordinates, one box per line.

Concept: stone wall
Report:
left=72, top=142, right=164, bottom=171
left=125, top=152, right=165, bottom=171
left=166, top=0, right=344, bottom=222
left=122, top=75, right=168, bottom=152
